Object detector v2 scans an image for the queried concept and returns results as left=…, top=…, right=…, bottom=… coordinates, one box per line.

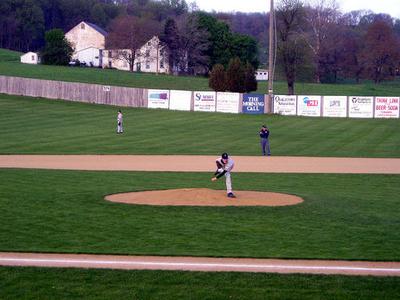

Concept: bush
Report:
left=209, top=64, right=227, bottom=91
left=226, top=57, right=246, bottom=93
left=41, top=29, right=73, bottom=66
left=244, top=62, right=258, bottom=92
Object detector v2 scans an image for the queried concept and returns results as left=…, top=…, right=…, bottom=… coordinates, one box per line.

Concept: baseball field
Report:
left=0, top=93, right=400, bottom=299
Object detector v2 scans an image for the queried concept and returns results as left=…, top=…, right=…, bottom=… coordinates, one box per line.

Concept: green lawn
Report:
left=1, top=93, right=400, bottom=157
left=1, top=169, right=399, bottom=261
left=2, top=48, right=400, bottom=96
left=1, top=267, right=399, bottom=300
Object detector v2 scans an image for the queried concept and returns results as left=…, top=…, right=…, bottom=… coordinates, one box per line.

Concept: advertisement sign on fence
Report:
left=273, top=95, right=296, bottom=115
left=148, top=89, right=169, bottom=109
left=349, top=96, right=374, bottom=118
left=297, top=95, right=321, bottom=117
left=374, top=97, right=399, bottom=118
left=169, top=90, right=192, bottom=111
left=323, top=96, right=347, bottom=117
left=242, top=94, right=265, bottom=114
left=194, top=91, right=216, bottom=112
left=216, top=92, right=240, bottom=113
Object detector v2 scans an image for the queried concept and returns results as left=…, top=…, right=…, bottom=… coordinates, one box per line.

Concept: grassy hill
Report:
left=1, top=48, right=400, bottom=96
left=0, top=48, right=21, bottom=62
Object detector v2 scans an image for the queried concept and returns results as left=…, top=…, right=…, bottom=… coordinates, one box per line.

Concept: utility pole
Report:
left=268, top=0, right=274, bottom=112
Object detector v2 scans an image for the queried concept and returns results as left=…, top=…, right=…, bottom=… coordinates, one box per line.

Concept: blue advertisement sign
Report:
left=242, top=94, right=265, bottom=114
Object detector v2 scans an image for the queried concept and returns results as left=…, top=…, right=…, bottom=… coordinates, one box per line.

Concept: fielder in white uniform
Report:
left=117, top=110, right=123, bottom=134
left=211, top=152, right=236, bottom=198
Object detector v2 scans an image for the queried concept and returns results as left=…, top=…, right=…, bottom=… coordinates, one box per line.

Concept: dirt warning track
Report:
left=1, top=155, right=400, bottom=174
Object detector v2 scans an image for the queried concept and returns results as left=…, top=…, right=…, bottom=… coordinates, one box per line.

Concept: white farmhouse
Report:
left=20, top=52, right=40, bottom=64
left=74, top=47, right=103, bottom=67
left=65, top=21, right=170, bottom=73
left=65, top=21, right=107, bottom=67
left=103, top=36, right=169, bottom=74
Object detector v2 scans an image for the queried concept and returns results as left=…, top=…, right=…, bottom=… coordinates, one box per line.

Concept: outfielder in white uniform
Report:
left=117, top=110, right=123, bottom=134
left=211, top=152, right=236, bottom=198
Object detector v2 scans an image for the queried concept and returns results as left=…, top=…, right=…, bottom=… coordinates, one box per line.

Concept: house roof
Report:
left=85, top=22, right=108, bottom=36
left=21, top=52, right=38, bottom=57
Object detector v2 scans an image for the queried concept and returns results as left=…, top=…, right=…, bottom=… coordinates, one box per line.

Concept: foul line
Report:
left=1, top=257, right=400, bottom=274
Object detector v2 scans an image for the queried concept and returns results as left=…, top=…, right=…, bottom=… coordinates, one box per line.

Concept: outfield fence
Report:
left=0, top=75, right=399, bottom=118
left=0, top=75, right=148, bottom=107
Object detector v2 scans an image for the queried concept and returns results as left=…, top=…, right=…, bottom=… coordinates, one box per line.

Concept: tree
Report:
left=160, top=18, right=180, bottom=72
left=230, top=34, right=259, bottom=69
left=209, top=64, right=227, bottom=91
left=394, top=19, right=400, bottom=38
left=226, top=57, right=246, bottom=93
left=197, top=12, right=233, bottom=68
left=197, top=12, right=259, bottom=72
left=178, top=13, right=210, bottom=75
left=106, top=15, right=161, bottom=72
left=243, top=62, right=258, bottom=92
left=16, top=0, right=45, bottom=51
left=276, top=0, right=312, bottom=95
left=90, top=3, right=109, bottom=28
left=41, top=29, right=73, bottom=65
left=304, top=0, right=341, bottom=83
left=361, top=20, right=400, bottom=83
left=335, top=25, right=364, bottom=83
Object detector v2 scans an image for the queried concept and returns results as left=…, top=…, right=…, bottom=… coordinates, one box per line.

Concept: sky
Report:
left=193, top=0, right=400, bottom=19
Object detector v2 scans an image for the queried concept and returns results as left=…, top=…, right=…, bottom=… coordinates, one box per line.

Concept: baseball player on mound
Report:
left=211, top=152, right=236, bottom=198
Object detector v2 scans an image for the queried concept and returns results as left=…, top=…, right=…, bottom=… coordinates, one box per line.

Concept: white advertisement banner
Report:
left=148, top=89, right=169, bottom=109
left=169, top=90, right=192, bottom=111
left=297, top=95, right=322, bottom=117
left=349, top=96, right=374, bottom=118
left=194, top=91, right=216, bottom=112
left=323, top=96, right=347, bottom=117
left=374, top=97, right=399, bottom=118
left=216, top=92, right=240, bottom=113
left=273, top=95, right=297, bottom=115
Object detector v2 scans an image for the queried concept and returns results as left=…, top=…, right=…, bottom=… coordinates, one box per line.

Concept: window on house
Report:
left=147, top=41, right=151, bottom=46
left=108, top=51, right=112, bottom=58
left=146, top=60, right=150, bottom=69
left=160, top=58, right=164, bottom=69
left=81, top=23, right=85, bottom=29
left=31, top=55, right=35, bottom=61
left=145, top=50, right=150, bottom=57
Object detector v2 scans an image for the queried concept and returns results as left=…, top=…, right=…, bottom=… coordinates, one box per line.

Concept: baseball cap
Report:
left=221, top=153, right=229, bottom=159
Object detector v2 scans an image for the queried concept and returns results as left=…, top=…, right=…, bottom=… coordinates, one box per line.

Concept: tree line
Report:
left=274, top=0, right=400, bottom=93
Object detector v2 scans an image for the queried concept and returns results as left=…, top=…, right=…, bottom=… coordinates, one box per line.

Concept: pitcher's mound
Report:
left=105, top=188, right=303, bottom=207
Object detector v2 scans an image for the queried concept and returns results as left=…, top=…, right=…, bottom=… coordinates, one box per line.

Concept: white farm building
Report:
left=20, top=52, right=40, bottom=64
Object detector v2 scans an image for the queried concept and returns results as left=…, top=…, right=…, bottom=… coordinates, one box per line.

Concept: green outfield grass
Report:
left=1, top=169, right=399, bottom=260
left=1, top=267, right=399, bottom=300
left=2, top=48, right=400, bottom=96
left=1, top=93, right=400, bottom=157
left=1, top=48, right=400, bottom=298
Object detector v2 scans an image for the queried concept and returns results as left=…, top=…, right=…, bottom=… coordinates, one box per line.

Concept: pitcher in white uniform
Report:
left=211, top=152, right=236, bottom=198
